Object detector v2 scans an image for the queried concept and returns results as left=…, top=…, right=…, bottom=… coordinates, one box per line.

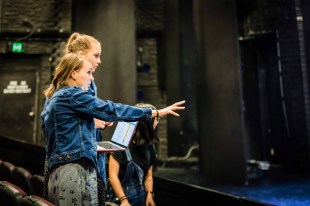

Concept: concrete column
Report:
left=164, top=0, right=183, bottom=156
left=73, top=0, right=136, bottom=103
left=194, top=0, right=247, bottom=183
left=164, top=0, right=199, bottom=156
left=73, top=0, right=136, bottom=139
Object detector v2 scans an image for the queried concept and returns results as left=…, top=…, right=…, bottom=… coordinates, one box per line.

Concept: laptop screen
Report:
left=111, top=121, right=138, bottom=147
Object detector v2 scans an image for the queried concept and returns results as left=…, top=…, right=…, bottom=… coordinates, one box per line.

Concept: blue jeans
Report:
left=114, top=179, right=146, bottom=206
left=113, top=161, right=146, bottom=206
left=125, top=180, right=146, bottom=206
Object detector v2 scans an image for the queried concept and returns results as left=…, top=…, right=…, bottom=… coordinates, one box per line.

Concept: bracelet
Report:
left=146, top=190, right=154, bottom=197
left=156, top=110, right=159, bottom=119
left=119, top=196, right=127, bottom=202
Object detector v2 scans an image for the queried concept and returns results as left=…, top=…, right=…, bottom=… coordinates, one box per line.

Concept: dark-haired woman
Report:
left=108, top=103, right=160, bottom=206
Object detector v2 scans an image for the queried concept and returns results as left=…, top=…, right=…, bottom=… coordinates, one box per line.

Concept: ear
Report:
left=71, top=70, right=77, bottom=80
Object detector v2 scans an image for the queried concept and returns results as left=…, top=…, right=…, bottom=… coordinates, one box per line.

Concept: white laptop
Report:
left=97, top=121, right=138, bottom=153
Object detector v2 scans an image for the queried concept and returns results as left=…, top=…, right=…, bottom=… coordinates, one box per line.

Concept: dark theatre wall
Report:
left=1, top=0, right=310, bottom=185
left=0, top=0, right=72, bottom=146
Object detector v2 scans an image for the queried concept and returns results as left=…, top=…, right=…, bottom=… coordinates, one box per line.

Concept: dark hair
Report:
left=133, top=103, right=159, bottom=145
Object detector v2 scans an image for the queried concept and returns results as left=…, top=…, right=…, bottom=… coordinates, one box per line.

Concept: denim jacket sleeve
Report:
left=65, top=87, right=152, bottom=123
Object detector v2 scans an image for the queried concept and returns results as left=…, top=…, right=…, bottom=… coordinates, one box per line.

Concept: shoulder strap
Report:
left=121, top=149, right=134, bottom=184
left=125, top=149, right=132, bottom=162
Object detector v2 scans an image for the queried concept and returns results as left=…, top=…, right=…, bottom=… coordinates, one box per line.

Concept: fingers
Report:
left=170, top=100, right=185, bottom=113
left=172, top=100, right=186, bottom=111
left=162, top=107, right=181, bottom=117
left=174, top=106, right=185, bottom=111
left=173, top=100, right=186, bottom=107
left=158, top=100, right=185, bottom=118
left=106, top=122, right=114, bottom=127
left=170, top=111, right=180, bottom=117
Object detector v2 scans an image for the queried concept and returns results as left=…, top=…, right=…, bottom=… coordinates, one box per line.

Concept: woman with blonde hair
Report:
left=41, top=53, right=185, bottom=205
left=42, top=33, right=113, bottom=205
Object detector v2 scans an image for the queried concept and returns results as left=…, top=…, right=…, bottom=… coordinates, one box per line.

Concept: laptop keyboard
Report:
left=98, top=142, right=119, bottom=149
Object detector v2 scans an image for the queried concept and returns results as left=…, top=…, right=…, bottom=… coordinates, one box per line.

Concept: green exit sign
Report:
left=11, top=42, right=24, bottom=53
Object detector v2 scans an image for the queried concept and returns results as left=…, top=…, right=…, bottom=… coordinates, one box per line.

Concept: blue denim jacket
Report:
left=88, top=81, right=108, bottom=183
left=41, top=86, right=152, bottom=170
left=88, top=80, right=107, bottom=182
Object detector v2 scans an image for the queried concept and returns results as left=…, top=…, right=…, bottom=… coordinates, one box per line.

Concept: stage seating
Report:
left=19, top=195, right=55, bottom=206
left=12, top=166, right=34, bottom=195
left=0, top=158, right=45, bottom=199
left=0, top=135, right=275, bottom=206
left=0, top=161, right=15, bottom=182
left=30, top=174, right=44, bottom=197
left=0, top=180, right=27, bottom=205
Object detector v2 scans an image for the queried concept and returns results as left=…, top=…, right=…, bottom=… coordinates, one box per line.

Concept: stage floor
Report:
left=154, top=165, right=310, bottom=206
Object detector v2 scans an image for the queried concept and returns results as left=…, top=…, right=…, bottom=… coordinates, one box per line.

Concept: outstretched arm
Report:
left=152, top=100, right=186, bottom=118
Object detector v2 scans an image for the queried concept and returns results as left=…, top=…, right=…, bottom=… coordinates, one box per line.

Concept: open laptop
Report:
left=97, top=121, right=138, bottom=153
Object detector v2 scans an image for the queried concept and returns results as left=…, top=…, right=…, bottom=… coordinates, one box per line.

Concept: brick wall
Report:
left=0, top=0, right=72, bottom=145
left=238, top=0, right=310, bottom=169
left=135, top=0, right=168, bottom=160
left=0, top=0, right=169, bottom=157
left=276, top=0, right=310, bottom=168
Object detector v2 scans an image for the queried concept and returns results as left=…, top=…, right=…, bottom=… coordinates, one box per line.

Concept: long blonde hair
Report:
left=44, top=53, right=85, bottom=98
left=64, top=32, right=101, bottom=55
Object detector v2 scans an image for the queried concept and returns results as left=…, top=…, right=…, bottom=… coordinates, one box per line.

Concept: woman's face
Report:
left=83, top=42, right=101, bottom=72
left=72, top=60, right=94, bottom=91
